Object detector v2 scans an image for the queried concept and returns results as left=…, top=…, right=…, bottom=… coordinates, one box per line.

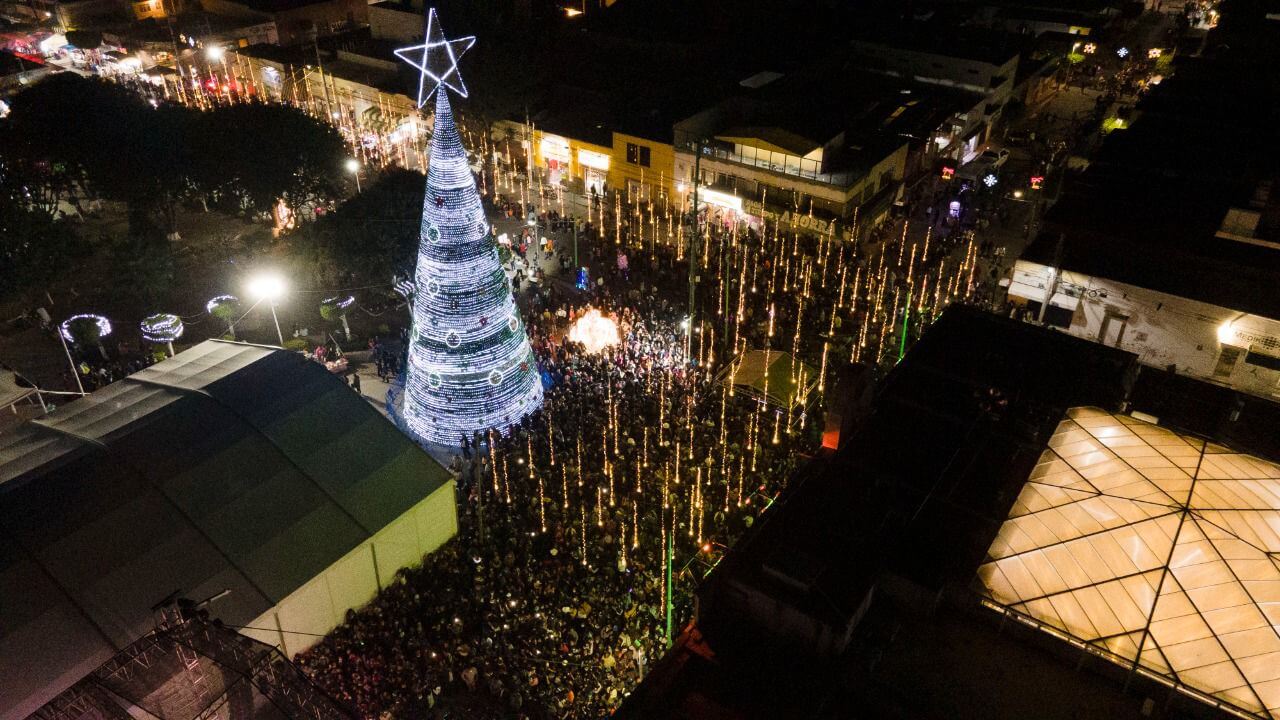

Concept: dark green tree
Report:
left=2, top=74, right=189, bottom=238
left=189, top=103, right=347, bottom=216
left=299, top=168, right=425, bottom=285
left=0, top=198, right=88, bottom=300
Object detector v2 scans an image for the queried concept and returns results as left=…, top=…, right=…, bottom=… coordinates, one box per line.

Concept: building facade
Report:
left=610, top=131, right=677, bottom=202
left=199, top=0, right=367, bottom=46
left=491, top=119, right=615, bottom=196
left=1007, top=260, right=1280, bottom=400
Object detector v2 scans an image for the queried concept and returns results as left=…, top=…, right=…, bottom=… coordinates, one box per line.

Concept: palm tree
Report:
left=207, top=295, right=240, bottom=339
left=62, top=314, right=111, bottom=360
left=320, top=295, right=354, bottom=340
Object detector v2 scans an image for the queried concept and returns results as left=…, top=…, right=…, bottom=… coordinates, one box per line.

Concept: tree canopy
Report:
left=188, top=103, right=347, bottom=216
left=300, top=168, right=425, bottom=286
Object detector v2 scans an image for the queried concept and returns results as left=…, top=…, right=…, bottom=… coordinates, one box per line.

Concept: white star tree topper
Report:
left=394, top=8, right=476, bottom=107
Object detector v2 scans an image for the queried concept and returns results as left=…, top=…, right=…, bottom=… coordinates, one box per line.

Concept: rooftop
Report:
left=1026, top=42, right=1280, bottom=318
left=849, top=23, right=1021, bottom=67
left=676, top=67, right=981, bottom=184
left=979, top=407, right=1280, bottom=719
left=217, top=0, right=345, bottom=14
left=0, top=340, right=449, bottom=719
left=622, top=306, right=1279, bottom=719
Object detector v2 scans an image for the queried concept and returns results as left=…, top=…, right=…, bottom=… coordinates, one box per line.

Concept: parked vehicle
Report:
left=978, top=147, right=1011, bottom=169
left=1005, top=129, right=1036, bottom=146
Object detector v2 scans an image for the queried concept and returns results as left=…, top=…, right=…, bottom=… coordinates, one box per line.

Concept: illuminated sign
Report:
left=539, top=135, right=570, bottom=164
left=698, top=188, right=743, bottom=212
left=1030, top=175, right=1044, bottom=190
left=941, top=165, right=956, bottom=181
left=577, top=149, right=610, bottom=171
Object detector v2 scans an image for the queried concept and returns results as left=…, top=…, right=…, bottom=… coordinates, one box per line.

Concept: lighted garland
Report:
left=206, top=294, right=240, bottom=338
left=60, top=314, right=112, bottom=344
left=320, top=295, right=355, bottom=314
left=140, top=313, right=184, bottom=343
left=397, top=41, right=543, bottom=445
left=206, top=294, right=239, bottom=315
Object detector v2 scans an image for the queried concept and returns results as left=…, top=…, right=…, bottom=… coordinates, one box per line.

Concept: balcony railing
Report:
left=681, top=143, right=861, bottom=188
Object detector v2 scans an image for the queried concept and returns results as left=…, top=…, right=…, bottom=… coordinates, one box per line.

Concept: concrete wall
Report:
left=1008, top=260, right=1280, bottom=400
left=610, top=132, right=676, bottom=200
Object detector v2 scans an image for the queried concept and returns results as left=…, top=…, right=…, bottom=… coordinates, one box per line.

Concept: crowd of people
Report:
left=298, top=170, right=989, bottom=718
left=300, top=304, right=809, bottom=719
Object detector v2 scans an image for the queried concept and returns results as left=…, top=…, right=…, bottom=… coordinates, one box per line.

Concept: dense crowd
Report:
left=297, top=175, right=988, bottom=718
left=299, top=303, right=808, bottom=719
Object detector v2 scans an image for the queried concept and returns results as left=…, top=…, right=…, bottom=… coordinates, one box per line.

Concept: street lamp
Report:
left=205, top=46, right=224, bottom=61
left=247, top=273, right=287, bottom=346
left=346, top=158, right=361, bottom=193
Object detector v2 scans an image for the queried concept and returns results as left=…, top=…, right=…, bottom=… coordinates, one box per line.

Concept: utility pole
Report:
left=689, top=139, right=703, bottom=327
left=899, top=290, right=911, bottom=362
left=665, top=517, right=674, bottom=648
left=58, top=329, right=86, bottom=396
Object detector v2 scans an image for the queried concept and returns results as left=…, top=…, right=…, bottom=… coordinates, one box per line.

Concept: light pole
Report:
left=346, top=158, right=362, bottom=193
left=57, top=329, right=86, bottom=396
left=247, top=273, right=287, bottom=346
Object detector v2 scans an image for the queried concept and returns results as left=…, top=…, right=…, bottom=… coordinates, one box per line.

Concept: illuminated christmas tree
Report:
left=397, top=8, right=543, bottom=445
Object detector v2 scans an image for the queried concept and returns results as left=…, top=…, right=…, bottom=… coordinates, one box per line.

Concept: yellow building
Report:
left=132, top=0, right=169, bottom=20
left=493, top=120, right=615, bottom=196
left=609, top=131, right=677, bottom=203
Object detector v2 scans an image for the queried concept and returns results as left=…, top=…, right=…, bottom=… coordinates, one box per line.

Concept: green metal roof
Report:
left=0, top=340, right=449, bottom=720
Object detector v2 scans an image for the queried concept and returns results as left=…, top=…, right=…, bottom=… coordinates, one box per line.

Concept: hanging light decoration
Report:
left=206, top=294, right=240, bottom=338
left=140, top=313, right=184, bottom=343
left=60, top=314, right=112, bottom=343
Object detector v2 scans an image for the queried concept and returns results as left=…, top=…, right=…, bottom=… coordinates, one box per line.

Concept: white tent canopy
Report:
left=979, top=407, right=1280, bottom=719
left=0, top=371, right=41, bottom=413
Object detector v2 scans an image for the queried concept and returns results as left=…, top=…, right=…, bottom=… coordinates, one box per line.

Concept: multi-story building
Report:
left=199, top=0, right=366, bottom=46
left=618, top=305, right=1280, bottom=720
left=848, top=26, right=1021, bottom=160
left=492, top=92, right=616, bottom=198
left=671, top=68, right=986, bottom=239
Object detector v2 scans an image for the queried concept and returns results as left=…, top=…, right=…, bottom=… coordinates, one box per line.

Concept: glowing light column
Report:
left=397, top=8, right=543, bottom=445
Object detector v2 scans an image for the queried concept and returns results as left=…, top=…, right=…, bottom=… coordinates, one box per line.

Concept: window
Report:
left=625, top=143, right=651, bottom=167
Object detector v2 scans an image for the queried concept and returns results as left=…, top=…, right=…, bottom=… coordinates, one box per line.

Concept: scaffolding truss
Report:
left=27, top=614, right=349, bottom=720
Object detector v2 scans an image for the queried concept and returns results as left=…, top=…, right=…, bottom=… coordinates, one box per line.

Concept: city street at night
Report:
left=4, top=1, right=1280, bottom=720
